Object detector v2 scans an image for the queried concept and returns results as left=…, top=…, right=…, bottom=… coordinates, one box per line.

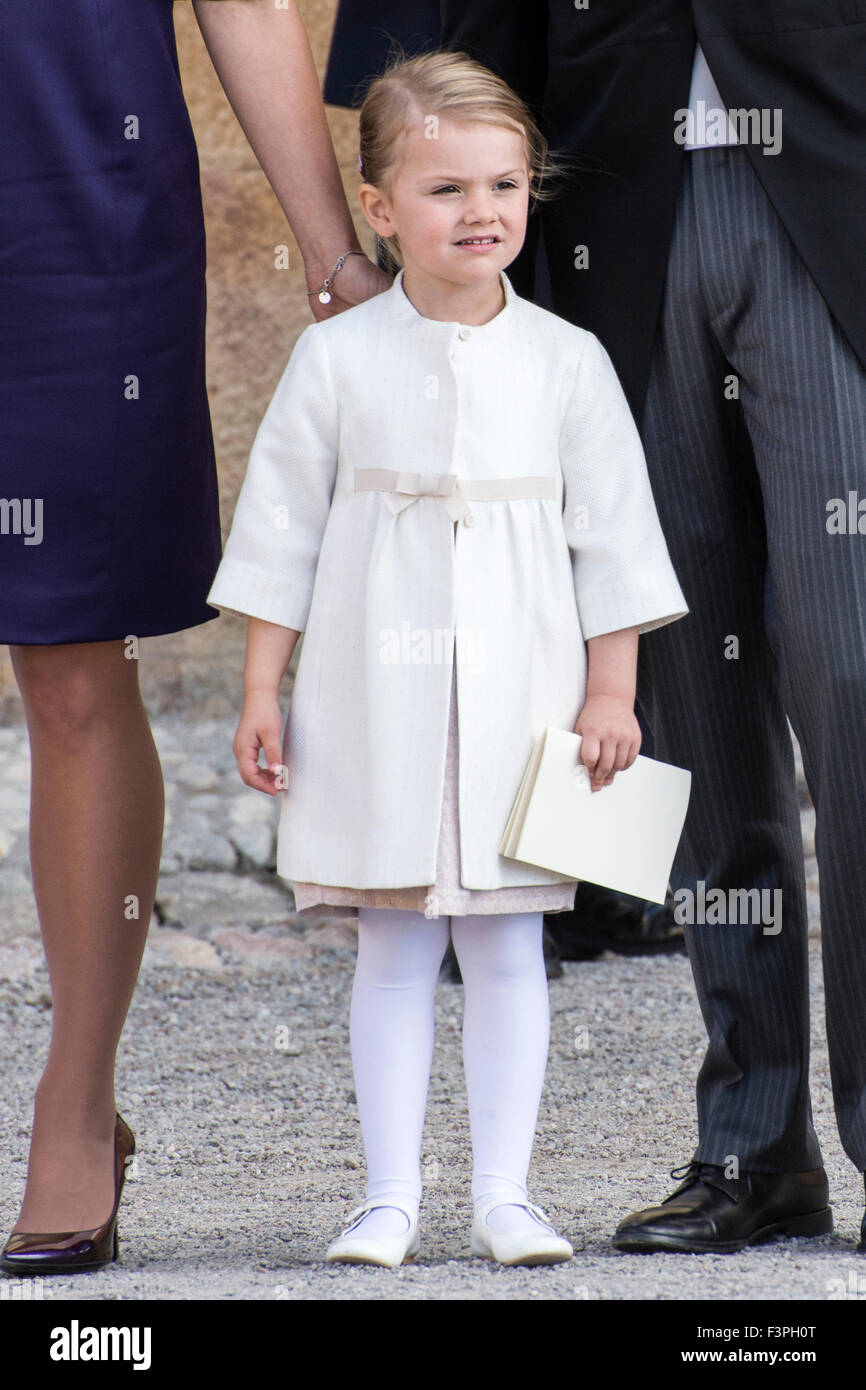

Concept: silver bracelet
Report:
left=306, top=250, right=366, bottom=304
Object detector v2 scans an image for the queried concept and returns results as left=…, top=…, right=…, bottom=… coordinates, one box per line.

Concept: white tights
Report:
left=347, top=907, right=551, bottom=1238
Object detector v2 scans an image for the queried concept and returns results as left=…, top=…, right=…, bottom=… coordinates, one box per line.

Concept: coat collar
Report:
left=386, top=265, right=517, bottom=340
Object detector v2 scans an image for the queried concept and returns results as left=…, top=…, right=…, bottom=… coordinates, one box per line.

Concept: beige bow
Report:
left=354, top=468, right=558, bottom=527
left=379, top=470, right=472, bottom=522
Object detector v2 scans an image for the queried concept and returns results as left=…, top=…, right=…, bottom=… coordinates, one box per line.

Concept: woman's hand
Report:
left=574, top=694, right=641, bottom=792
left=233, top=692, right=287, bottom=795
left=306, top=253, right=392, bottom=322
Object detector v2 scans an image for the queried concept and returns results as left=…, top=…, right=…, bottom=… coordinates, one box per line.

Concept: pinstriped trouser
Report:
left=636, top=145, right=866, bottom=1173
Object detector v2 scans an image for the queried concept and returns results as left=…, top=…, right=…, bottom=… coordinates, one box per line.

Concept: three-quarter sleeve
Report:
left=206, top=323, right=339, bottom=632
left=560, top=330, right=689, bottom=639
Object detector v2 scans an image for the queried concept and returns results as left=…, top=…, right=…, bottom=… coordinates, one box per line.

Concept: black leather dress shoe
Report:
left=613, top=1161, right=833, bottom=1254
left=546, top=884, right=685, bottom=961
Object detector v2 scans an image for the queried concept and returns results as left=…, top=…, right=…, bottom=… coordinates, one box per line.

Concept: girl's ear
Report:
left=358, top=183, right=396, bottom=239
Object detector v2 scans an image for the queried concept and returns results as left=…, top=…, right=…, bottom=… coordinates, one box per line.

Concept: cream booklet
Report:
left=499, top=728, right=692, bottom=905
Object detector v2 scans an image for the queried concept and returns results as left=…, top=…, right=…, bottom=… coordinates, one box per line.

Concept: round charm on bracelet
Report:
left=306, top=250, right=365, bottom=303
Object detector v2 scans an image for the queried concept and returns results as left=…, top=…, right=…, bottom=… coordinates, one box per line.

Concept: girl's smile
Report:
left=453, top=235, right=502, bottom=252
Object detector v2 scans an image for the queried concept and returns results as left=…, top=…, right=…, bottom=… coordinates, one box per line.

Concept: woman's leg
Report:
left=348, top=906, right=450, bottom=1236
left=450, top=911, right=553, bottom=1234
left=8, top=640, right=164, bottom=1232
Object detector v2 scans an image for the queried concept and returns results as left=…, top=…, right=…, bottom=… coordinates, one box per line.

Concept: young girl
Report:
left=207, top=50, right=688, bottom=1268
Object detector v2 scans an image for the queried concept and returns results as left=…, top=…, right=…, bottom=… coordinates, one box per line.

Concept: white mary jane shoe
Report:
left=471, top=1199, right=574, bottom=1266
left=325, top=1201, right=420, bottom=1268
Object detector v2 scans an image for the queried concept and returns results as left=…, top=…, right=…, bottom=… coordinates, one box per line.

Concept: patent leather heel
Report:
left=1, top=1112, right=136, bottom=1275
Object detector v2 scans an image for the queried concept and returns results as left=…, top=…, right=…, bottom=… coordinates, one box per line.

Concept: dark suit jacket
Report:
left=322, top=0, right=441, bottom=108
left=439, top=0, right=866, bottom=422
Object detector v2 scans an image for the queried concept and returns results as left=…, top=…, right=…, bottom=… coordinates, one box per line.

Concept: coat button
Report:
left=458, top=326, right=471, bottom=340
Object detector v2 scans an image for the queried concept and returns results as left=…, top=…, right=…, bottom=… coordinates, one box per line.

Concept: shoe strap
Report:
left=525, top=1202, right=557, bottom=1231
left=340, top=1201, right=415, bottom=1235
left=477, top=1198, right=556, bottom=1232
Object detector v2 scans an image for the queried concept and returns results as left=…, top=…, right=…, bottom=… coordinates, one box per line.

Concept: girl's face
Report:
left=360, top=116, right=531, bottom=294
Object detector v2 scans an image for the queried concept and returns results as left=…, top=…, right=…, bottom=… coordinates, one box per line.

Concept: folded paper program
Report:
left=354, top=467, right=558, bottom=525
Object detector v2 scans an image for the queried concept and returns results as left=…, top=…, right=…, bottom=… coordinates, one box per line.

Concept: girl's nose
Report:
left=463, top=206, right=497, bottom=227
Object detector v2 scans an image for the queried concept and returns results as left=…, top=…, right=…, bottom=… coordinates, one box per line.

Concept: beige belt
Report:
left=354, top=467, right=558, bottom=526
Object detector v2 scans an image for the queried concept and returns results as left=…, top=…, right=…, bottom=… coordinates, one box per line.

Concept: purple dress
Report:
left=0, top=0, right=221, bottom=643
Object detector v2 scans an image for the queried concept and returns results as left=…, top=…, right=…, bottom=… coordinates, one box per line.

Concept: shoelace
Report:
left=668, top=1161, right=740, bottom=1201
left=670, top=1161, right=703, bottom=1184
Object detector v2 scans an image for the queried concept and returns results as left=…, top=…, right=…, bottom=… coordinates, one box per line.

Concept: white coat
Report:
left=207, top=268, right=689, bottom=890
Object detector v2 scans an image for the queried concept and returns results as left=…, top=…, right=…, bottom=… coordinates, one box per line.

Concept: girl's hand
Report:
left=574, top=695, right=641, bottom=792
left=233, top=693, right=287, bottom=796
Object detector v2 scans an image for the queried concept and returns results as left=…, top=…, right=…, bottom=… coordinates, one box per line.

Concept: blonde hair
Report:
left=358, top=47, right=565, bottom=275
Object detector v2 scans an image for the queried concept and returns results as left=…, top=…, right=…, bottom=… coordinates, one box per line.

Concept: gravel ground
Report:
left=1, top=938, right=861, bottom=1302
left=0, top=719, right=857, bottom=1302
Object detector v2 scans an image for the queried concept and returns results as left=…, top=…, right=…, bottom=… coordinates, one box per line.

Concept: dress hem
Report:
left=0, top=605, right=221, bottom=646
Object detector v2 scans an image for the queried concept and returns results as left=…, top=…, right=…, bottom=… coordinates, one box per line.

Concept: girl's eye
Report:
left=431, top=180, right=520, bottom=195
